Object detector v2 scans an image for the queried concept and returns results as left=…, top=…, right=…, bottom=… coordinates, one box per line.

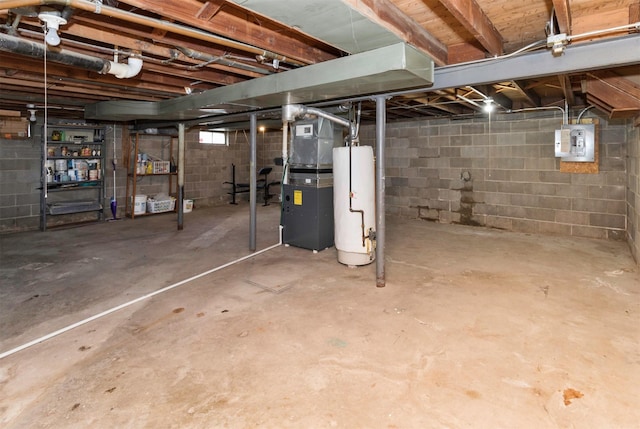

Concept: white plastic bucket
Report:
left=134, top=194, right=147, bottom=215
left=183, top=199, right=193, bottom=213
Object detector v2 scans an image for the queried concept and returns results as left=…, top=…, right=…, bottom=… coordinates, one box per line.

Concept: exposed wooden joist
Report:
left=400, top=94, right=467, bottom=115
left=559, top=75, right=575, bottom=106
left=341, top=0, right=448, bottom=66
left=65, top=17, right=268, bottom=80
left=631, top=3, right=640, bottom=26
left=387, top=100, right=430, bottom=119
left=0, top=83, right=107, bottom=104
left=551, top=0, right=571, bottom=34
left=447, top=42, right=485, bottom=64
left=572, top=7, right=630, bottom=38
left=478, top=85, right=512, bottom=110
left=585, top=70, right=640, bottom=119
left=0, top=76, right=161, bottom=101
left=117, top=0, right=339, bottom=65
left=511, top=80, right=541, bottom=107
left=0, top=55, right=185, bottom=98
left=196, top=1, right=227, bottom=21
left=0, top=51, right=216, bottom=96
left=438, top=0, right=503, bottom=56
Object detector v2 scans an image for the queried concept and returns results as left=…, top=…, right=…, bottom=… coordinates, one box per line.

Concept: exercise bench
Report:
left=224, top=164, right=280, bottom=206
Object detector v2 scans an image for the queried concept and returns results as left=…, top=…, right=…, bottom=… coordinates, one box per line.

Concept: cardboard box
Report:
left=0, top=117, right=30, bottom=139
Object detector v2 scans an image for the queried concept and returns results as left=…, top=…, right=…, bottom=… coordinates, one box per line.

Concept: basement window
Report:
left=199, top=130, right=227, bottom=145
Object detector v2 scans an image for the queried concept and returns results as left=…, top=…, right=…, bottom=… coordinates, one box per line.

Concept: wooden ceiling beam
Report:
left=438, top=0, right=503, bottom=56
left=13, top=30, right=255, bottom=88
left=0, top=77, right=155, bottom=101
left=478, top=84, right=512, bottom=110
left=559, top=75, right=575, bottom=107
left=511, top=80, right=541, bottom=107
left=572, top=7, right=630, bottom=38
left=631, top=3, right=640, bottom=27
left=116, top=0, right=339, bottom=65
left=447, top=42, right=485, bottom=64
left=584, top=71, right=640, bottom=119
left=588, top=71, right=640, bottom=100
left=0, top=68, right=184, bottom=102
left=403, top=95, right=467, bottom=115
left=64, top=18, right=267, bottom=79
left=196, top=1, right=227, bottom=21
left=551, top=0, right=571, bottom=34
left=342, top=0, right=448, bottom=66
left=0, top=53, right=200, bottom=96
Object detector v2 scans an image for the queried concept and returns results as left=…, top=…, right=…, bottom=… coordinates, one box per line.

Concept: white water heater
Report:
left=333, top=146, right=376, bottom=266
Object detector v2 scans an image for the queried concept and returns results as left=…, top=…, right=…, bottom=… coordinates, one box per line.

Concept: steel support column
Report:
left=375, top=96, right=386, bottom=288
left=249, top=114, right=257, bottom=251
left=177, top=123, right=185, bottom=231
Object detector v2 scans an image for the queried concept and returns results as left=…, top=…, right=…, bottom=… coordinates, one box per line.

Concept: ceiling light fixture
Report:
left=26, top=104, right=37, bottom=122
left=38, top=10, right=67, bottom=46
left=483, top=98, right=495, bottom=113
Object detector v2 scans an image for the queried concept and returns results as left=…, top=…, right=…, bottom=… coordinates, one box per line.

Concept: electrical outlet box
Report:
left=554, top=124, right=595, bottom=162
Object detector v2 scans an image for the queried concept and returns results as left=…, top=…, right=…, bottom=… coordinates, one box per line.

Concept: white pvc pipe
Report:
left=107, top=57, right=143, bottom=79
left=0, top=242, right=281, bottom=360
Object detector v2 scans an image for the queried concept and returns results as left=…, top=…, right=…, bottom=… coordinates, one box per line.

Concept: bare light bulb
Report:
left=483, top=98, right=495, bottom=113
left=26, top=104, right=37, bottom=122
left=45, top=27, right=60, bottom=46
left=38, top=11, right=67, bottom=46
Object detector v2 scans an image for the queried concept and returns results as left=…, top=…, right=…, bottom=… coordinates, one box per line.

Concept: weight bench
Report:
left=224, top=164, right=281, bottom=206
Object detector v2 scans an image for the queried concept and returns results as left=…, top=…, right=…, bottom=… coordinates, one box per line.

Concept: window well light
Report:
left=38, top=11, right=67, bottom=46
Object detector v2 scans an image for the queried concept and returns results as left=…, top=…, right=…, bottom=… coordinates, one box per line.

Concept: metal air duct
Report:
left=86, top=42, right=435, bottom=121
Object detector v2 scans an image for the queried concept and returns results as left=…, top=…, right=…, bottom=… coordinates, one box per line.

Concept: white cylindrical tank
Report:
left=333, top=146, right=376, bottom=266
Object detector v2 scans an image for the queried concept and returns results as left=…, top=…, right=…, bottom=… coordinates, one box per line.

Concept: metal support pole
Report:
left=177, top=123, right=185, bottom=231
left=375, top=96, right=386, bottom=288
left=249, top=114, right=257, bottom=251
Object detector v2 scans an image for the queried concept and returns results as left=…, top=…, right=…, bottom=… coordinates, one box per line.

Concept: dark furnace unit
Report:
left=282, top=117, right=343, bottom=251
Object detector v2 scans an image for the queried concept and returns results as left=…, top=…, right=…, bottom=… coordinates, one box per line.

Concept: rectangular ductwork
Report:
left=85, top=42, right=434, bottom=122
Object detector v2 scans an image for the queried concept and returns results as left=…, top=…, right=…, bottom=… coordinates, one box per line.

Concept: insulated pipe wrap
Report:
left=0, top=32, right=108, bottom=72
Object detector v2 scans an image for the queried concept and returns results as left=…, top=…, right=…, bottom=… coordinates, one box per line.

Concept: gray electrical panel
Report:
left=554, top=124, right=595, bottom=162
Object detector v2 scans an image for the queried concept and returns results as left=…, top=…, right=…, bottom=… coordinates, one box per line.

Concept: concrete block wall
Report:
left=259, top=129, right=284, bottom=197
left=200, top=127, right=284, bottom=206
left=0, top=124, right=253, bottom=232
left=360, top=110, right=630, bottom=242
left=122, top=127, right=284, bottom=210
left=183, top=129, right=250, bottom=206
left=127, top=133, right=177, bottom=201
left=0, top=126, right=41, bottom=232
left=627, top=124, right=639, bottom=262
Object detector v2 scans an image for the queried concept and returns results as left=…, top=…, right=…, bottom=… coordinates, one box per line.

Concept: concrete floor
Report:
left=0, top=204, right=638, bottom=428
